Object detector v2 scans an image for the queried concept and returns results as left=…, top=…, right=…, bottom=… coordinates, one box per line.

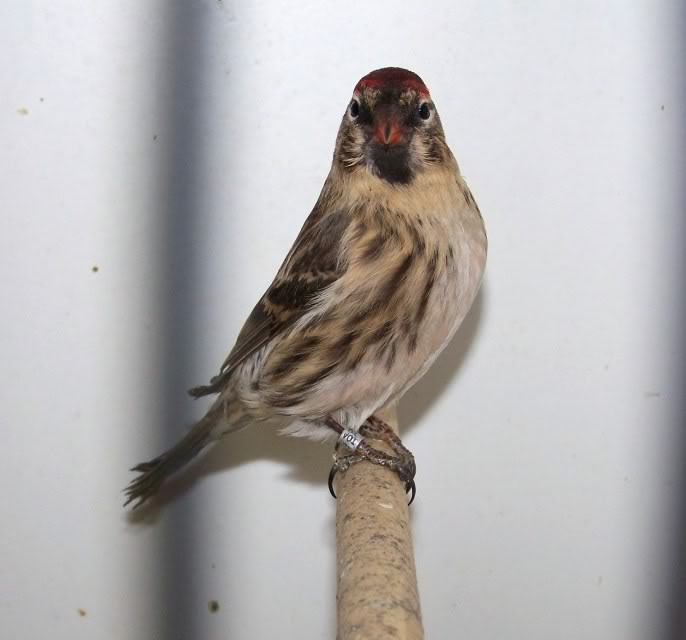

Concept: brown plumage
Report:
left=125, top=67, right=487, bottom=507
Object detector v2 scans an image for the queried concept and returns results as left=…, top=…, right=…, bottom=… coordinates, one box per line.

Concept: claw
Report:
left=328, top=465, right=417, bottom=506
left=406, top=479, right=416, bottom=505
left=328, top=466, right=338, bottom=499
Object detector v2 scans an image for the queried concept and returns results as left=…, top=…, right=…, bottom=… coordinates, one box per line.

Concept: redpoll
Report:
left=125, top=67, right=487, bottom=507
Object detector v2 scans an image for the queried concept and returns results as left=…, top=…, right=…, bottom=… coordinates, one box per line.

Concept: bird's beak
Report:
left=372, top=106, right=406, bottom=146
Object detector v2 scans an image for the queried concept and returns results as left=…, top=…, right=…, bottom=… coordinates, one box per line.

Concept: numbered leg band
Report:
left=338, top=429, right=362, bottom=451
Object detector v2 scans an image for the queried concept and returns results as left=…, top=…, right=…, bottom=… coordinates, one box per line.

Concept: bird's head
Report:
left=334, top=67, right=450, bottom=185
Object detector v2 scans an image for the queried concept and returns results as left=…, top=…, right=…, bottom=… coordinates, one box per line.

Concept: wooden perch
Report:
left=334, top=406, right=424, bottom=640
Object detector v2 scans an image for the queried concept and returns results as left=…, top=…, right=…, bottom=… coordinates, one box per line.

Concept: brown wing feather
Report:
left=188, top=195, right=351, bottom=398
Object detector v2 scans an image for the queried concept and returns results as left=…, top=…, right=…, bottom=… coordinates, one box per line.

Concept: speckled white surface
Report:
left=1, top=2, right=684, bottom=639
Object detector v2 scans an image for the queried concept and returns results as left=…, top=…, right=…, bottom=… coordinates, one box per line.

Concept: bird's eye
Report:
left=419, top=102, right=431, bottom=120
left=349, top=99, right=360, bottom=118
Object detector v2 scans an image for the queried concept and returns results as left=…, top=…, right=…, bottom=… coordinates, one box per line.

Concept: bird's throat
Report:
left=369, top=143, right=413, bottom=185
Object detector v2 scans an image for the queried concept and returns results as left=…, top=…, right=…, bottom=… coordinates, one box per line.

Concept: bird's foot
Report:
left=360, top=415, right=414, bottom=459
left=327, top=416, right=416, bottom=504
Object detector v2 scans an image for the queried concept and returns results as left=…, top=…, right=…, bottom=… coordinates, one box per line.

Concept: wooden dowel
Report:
left=334, top=406, right=424, bottom=640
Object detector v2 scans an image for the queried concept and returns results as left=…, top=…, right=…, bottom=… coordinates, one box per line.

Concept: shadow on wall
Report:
left=662, top=10, right=686, bottom=633
left=140, top=2, right=224, bottom=639
left=663, top=359, right=686, bottom=640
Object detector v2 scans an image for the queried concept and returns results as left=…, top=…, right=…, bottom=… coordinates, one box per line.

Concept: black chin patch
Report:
left=370, top=143, right=414, bottom=184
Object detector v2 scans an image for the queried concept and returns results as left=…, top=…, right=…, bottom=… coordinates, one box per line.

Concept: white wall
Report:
left=1, top=2, right=684, bottom=639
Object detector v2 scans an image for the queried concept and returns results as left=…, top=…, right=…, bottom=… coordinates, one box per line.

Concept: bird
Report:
left=124, top=67, right=487, bottom=508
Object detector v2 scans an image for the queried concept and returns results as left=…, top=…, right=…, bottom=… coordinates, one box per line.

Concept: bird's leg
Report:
left=326, top=416, right=416, bottom=504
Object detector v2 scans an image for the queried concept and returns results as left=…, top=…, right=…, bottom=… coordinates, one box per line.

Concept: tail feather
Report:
left=187, top=373, right=227, bottom=398
left=124, top=413, right=216, bottom=508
